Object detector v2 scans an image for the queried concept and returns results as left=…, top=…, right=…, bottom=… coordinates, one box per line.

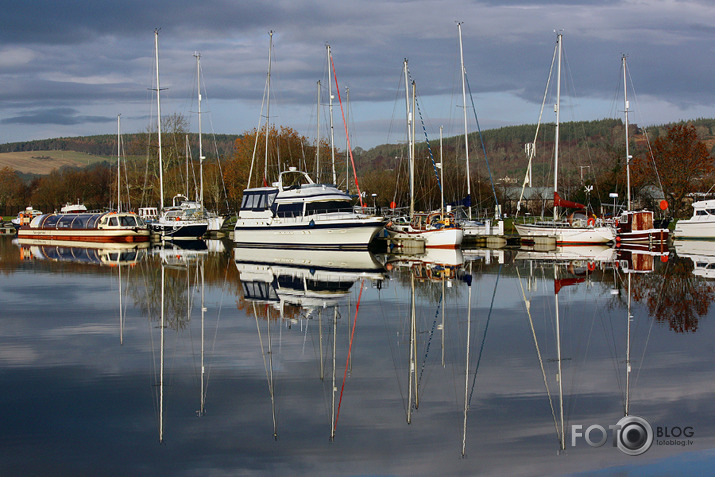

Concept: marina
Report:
left=1, top=234, right=714, bottom=475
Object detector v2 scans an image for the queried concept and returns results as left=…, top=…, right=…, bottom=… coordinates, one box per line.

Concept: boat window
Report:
left=72, top=215, right=90, bottom=229
left=44, top=215, right=61, bottom=228
left=304, top=200, right=353, bottom=215
left=109, top=217, right=119, bottom=226
left=276, top=202, right=304, bottom=217
left=707, top=209, right=715, bottom=215
left=241, top=189, right=279, bottom=211
left=57, top=215, right=76, bottom=228
left=697, top=210, right=708, bottom=216
left=120, top=215, right=136, bottom=226
left=87, top=215, right=102, bottom=228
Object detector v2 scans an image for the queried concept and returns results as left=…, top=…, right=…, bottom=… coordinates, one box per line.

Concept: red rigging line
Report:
left=329, top=53, right=364, bottom=208
left=333, top=279, right=365, bottom=432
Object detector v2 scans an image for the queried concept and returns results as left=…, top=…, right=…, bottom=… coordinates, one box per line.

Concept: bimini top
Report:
left=29, top=212, right=146, bottom=230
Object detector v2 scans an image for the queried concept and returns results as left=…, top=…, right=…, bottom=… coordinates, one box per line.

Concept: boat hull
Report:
left=233, top=216, right=385, bottom=250
left=515, top=223, right=615, bottom=244
left=18, top=228, right=150, bottom=243
left=385, top=226, right=464, bottom=249
left=152, top=222, right=209, bottom=240
left=674, top=220, right=715, bottom=239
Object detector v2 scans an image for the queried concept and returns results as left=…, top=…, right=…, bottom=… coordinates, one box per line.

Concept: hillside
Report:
left=0, top=150, right=112, bottom=175
left=2, top=118, right=715, bottom=180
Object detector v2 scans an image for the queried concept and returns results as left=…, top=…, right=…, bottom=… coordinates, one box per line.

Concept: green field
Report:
left=0, top=150, right=112, bottom=175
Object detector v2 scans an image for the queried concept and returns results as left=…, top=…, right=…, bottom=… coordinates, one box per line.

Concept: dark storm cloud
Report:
left=1, top=107, right=113, bottom=125
left=1, top=1, right=714, bottom=147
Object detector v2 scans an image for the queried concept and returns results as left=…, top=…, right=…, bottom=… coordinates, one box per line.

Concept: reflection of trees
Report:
left=631, top=256, right=715, bottom=333
left=126, top=249, right=237, bottom=331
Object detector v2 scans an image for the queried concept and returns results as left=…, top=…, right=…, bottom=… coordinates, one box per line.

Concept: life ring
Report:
left=587, top=261, right=595, bottom=271
left=587, top=217, right=596, bottom=226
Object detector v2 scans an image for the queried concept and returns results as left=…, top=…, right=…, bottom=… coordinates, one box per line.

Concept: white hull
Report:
left=18, top=227, right=150, bottom=242
left=515, top=222, right=615, bottom=244
left=386, top=226, right=463, bottom=249
left=207, top=215, right=226, bottom=232
left=234, top=214, right=385, bottom=250
left=462, top=219, right=504, bottom=237
left=674, top=220, right=715, bottom=239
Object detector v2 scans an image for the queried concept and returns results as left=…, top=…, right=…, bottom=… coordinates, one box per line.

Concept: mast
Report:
left=195, top=51, right=205, bottom=206
left=315, top=80, right=320, bottom=181
left=458, top=22, right=472, bottom=219
left=154, top=29, right=164, bottom=210
left=553, top=32, right=563, bottom=223
left=345, top=87, right=350, bottom=194
left=185, top=135, right=190, bottom=198
left=625, top=272, right=632, bottom=416
left=623, top=54, right=631, bottom=211
left=404, top=59, right=414, bottom=217
left=117, top=114, right=121, bottom=213
left=264, top=32, right=273, bottom=185
left=440, top=126, right=445, bottom=219
left=327, top=44, right=337, bottom=185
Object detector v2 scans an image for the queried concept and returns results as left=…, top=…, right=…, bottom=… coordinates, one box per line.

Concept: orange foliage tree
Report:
left=631, top=124, right=713, bottom=218
left=223, top=126, right=318, bottom=208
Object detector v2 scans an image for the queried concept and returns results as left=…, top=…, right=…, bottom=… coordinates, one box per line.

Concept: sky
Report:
left=1, top=0, right=715, bottom=151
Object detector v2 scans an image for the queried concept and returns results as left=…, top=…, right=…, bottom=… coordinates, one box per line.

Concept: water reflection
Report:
left=3, top=235, right=715, bottom=475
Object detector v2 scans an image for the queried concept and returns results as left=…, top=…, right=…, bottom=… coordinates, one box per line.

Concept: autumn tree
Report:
left=0, top=167, right=23, bottom=214
left=223, top=126, right=317, bottom=208
left=631, top=124, right=714, bottom=218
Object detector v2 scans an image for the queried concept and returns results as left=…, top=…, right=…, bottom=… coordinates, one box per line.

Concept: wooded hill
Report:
left=3, top=118, right=715, bottom=181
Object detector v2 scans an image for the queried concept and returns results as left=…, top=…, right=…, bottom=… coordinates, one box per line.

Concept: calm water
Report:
left=1, top=236, right=715, bottom=476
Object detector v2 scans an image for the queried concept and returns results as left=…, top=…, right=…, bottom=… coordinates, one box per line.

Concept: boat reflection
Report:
left=235, top=246, right=386, bottom=440
left=16, top=237, right=148, bottom=266
left=235, top=247, right=386, bottom=313
left=674, top=239, right=715, bottom=279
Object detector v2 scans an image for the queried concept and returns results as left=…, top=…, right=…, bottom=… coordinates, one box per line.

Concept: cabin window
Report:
left=707, top=209, right=715, bottom=215
left=241, top=189, right=278, bottom=211
left=42, top=215, right=60, bottom=228
left=109, top=217, right=119, bottom=226
left=87, top=215, right=102, bottom=228
left=120, top=216, right=136, bottom=226
left=72, top=215, right=90, bottom=229
left=697, top=210, right=708, bottom=216
left=304, top=200, right=353, bottom=215
left=276, top=202, right=304, bottom=217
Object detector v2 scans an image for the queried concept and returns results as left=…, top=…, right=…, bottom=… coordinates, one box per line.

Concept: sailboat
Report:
left=455, top=23, right=505, bottom=239
left=232, top=33, right=385, bottom=250
left=173, top=52, right=227, bottom=234
left=145, top=30, right=209, bottom=241
left=614, top=55, right=669, bottom=245
left=385, top=60, right=464, bottom=249
left=514, top=33, right=615, bottom=245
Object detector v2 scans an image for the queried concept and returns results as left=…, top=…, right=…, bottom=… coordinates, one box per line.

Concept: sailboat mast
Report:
left=623, top=54, right=631, bottom=211
left=195, top=52, right=204, bottom=206
left=553, top=32, right=562, bottom=223
left=458, top=22, right=472, bottom=219
left=411, top=81, right=417, bottom=217
left=327, top=44, right=337, bottom=185
left=154, top=29, right=164, bottom=210
left=117, top=114, right=121, bottom=213
left=440, top=126, right=445, bottom=218
left=264, top=32, right=273, bottom=185
left=316, top=80, right=320, bottom=181
left=345, top=87, right=350, bottom=194
left=404, top=59, right=414, bottom=217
